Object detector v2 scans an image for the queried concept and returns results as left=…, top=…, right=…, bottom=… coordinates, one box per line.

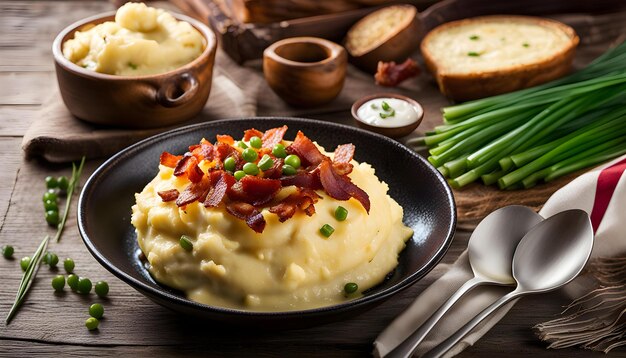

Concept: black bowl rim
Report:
left=77, top=117, right=456, bottom=318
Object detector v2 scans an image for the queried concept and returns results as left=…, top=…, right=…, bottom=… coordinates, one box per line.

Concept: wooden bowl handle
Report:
left=156, top=72, right=199, bottom=108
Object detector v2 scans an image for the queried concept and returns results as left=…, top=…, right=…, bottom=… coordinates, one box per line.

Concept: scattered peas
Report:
left=223, top=157, right=236, bottom=172
left=344, top=282, right=358, bottom=294
left=236, top=140, right=248, bottom=149
left=89, top=303, right=104, bottom=319
left=67, top=274, right=79, bottom=290
left=234, top=170, right=246, bottom=181
left=242, top=148, right=258, bottom=163
left=45, top=210, right=60, bottom=226
left=180, top=235, right=193, bottom=252
left=243, top=162, right=259, bottom=176
left=272, top=144, right=287, bottom=158
left=43, top=191, right=57, bottom=202
left=258, top=155, right=274, bottom=171
left=249, top=136, right=262, bottom=149
left=468, top=51, right=481, bottom=57
left=2, top=245, right=14, bottom=259
left=20, top=256, right=31, bottom=271
left=284, top=154, right=301, bottom=169
left=334, top=206, right=348, bottom=221
left=64, top=258, right=75, bottom=273
left=85, top=317, right=99, bottom=331
left=46, top=252, right=59, bottom=268
left=77, top=278, right=92, bottom=294
left=44, top=200, right=58, bottom=211
left=45, top=176, right=58, bottom=189
left=320, top=224, right=335, bottom=238
left=282, top=164, right=297, bottom=176
left=51, top=275, right=65, bottom=291
left=95, top=281, right=109, bottom=298
left=57, top=176, right=69, bottom=191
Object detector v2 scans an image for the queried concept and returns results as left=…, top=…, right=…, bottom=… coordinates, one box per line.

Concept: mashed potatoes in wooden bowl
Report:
left=131, top=126, right=413, bottom=311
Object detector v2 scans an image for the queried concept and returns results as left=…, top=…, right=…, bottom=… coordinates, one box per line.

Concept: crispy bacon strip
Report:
left=262, top=125, right=288, bottom=149
left=190, top=139, right=214, bottom=161
left=216, top=134, right=234, bottom=145
left=229, top=176, right=282, bottom=206
left=160, top=152, right=182, bottom=168
left=175, top=177, right=210, bottom=207
left=243, top=128, right=264, bottom=141
left=204, top=171, right=236, bottom=207
left=280, top=171, right=322, bottom=190
left=157, top=189, right=179, bottom=202
left=226, top=202, right=265, bottom=233
left=375, top=58, right=420, bottom=87
left=332, top=162, right=353, bottom=176
left=215, top=142, right=236, bottom=162
left=269, top=189, right=320, bottom=222
left=319, top=159, right=370, bottom=212
left=287, top=131, right=325, bottom=167
left=173, top=154, right=203, bottom=183
left=333, top=144, right=355, bottom=163
left=261, top=158, right=284, bottom=179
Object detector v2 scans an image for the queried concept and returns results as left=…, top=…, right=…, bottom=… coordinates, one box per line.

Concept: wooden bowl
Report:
left=351, top=93, right=424, bottom=138
left=52, top=11, right=217, bottom=129
left=263, top=37, right=347, bottom=107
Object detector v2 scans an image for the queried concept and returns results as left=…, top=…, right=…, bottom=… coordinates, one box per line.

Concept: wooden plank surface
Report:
left=0, top=1, right=617, bottom=357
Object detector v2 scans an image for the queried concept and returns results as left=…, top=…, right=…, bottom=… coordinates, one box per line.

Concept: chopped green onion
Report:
left=344, top=282, right=358, bottom=294
left=258, top=154, right=274, bottom=171
left=469, top=35, right=480, bottom=40
left=380, top=110, right=396, bottom=119
left=382, top=101, right=391, bottom=111
left=236, top=141, right=248, bottom=149
left=523, top=43, right=530, bottom=48
left=334, top=206, right=348, bottom=221
left=320, top=224, right=335, bottom=238
left=370, top=103, right=379, bottom=109
left=180, top=235, right=193, bottom=251
left=467, top=51, right=481, bottom=57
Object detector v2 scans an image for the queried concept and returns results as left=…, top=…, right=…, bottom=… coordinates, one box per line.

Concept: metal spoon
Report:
left=386, top=206, right=542, bottom=358
left=423, top=209, right=594, bottom=358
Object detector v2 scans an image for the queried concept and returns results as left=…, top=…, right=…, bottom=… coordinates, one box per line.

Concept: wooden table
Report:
left=0, top=1, right=607, bottom=356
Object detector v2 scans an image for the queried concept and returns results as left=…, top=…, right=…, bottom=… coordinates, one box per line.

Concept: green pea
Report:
left=85, top=317, right=99, bottom=331
left=258, top=155, right=274, bottom=171
left=282, top=164, right=297, bottom=176
left=89, top=303, right=104, bottom=319
left=95, top=281, right=109, bottom=297
left=51, top=275, right=65, bottom=291
left=249, top=136, right=262, bottom=149
left=234, top=170, right=246, bottom=181
left=45, top=176, right=58, bottom=189
left=320, top=224, right=335, bottom=238
left=43, top=191, right=57, bottom=202
left=243, top=162, right=259, bottom=176
left=64, top=258, right=75, bottom=273
left=242, top=148, right=258, bottom=163
left=272, top=144, right=287, bottom=158
left=20, top=256, right=31, bottom=271
left=223, top=157, right=236, bottom=172
left=2, top=245, right=14, bottom=259
left=180, top=235, right=193, bottom=252
left=67, top=274, right=79, bottom=290
left=42, top=252, right=49, bottom=264
left=45, top=210, right=60, bottom=226
left=77, top=277, right=92, bottom=294
left=44, top=200, right=58, bottom=211
left=46, top=252, right=59, bottom=268
left=335, top=206, right=348, bottom=221
left=344, top=282, right=358, bottom=294
left=57, top=176, right=69, bottom=191
left=285, top=154, right=301, bottom=169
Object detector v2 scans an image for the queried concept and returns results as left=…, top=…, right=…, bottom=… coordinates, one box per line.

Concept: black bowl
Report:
left=78, top=117, right=456, bottom=328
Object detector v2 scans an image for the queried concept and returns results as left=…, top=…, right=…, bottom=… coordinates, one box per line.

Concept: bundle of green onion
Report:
left=413, top=40, right=626, bottom=190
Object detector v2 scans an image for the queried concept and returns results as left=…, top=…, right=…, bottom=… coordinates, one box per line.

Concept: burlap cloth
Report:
left=22, top=10, right=626, bottom=227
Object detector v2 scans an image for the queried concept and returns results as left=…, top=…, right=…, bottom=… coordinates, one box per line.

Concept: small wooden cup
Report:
left=351, top=93, right=424, bottom=138
left=263, top=37, right=347, bottom=107
left=53, top=11, right=217, bottom=129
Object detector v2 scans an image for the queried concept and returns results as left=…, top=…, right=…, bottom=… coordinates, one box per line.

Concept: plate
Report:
left=78, top=117, right=456, bottom=328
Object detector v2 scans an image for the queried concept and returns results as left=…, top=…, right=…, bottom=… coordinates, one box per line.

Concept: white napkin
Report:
left=374, top=154, right=626, bottom=357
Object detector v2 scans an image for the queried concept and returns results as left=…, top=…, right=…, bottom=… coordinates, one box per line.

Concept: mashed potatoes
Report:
left=63, top=2, right=205, bottom=76
left=131, top=145, right=413, bottom=311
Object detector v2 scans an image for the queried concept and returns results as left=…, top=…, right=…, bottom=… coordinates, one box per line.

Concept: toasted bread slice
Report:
left=421, top=15, right=579, bottom=101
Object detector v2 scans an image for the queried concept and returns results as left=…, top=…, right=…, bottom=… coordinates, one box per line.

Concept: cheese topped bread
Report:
left=421, top=16, right=579, bottom=100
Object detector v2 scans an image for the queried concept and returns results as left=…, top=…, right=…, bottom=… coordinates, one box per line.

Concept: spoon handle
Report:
left=421, top=290, right=521, bottom=358
left=385, top=277, right=485, bottom=358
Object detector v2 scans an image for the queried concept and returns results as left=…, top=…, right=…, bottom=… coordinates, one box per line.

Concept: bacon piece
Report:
left=374, top=58, right=420, bottom=87
left=228, top=176, right=282, bottom=206
left=319, top=159, right=370, bottom=212
left=287, top=131, right=326, bottom=167
left=215, top=142, right=236, bottom=162
left=243, top=128, right=264, bottom=141
left=157, top=189, right=179, bottom=202
left=269, top=189, right=321, bottom=222
left=190, top=139, right=214, bottom=161
left=333, top=144, right=355, bottom=163
left=204, top=171, right=236, bottom=207
left=160, top=152, right=182, bottom=168
left=280, top=171, right=322, bottom=190
left=173, top=154, right=203, bottom=183
left=262, top=125, right=288, bottom=149
left=332, top=162, right=353, bottom=176
left=216, top=134, right=234, bottom=145
left=175, top=177, right=210, bottom=207
left=226, top=202, right=266, bottom=233
left=261, top=158, right=284, bottom=179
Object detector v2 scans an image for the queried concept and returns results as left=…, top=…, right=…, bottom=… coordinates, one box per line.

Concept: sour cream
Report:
left=357, top=97, right=422, bottom=128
